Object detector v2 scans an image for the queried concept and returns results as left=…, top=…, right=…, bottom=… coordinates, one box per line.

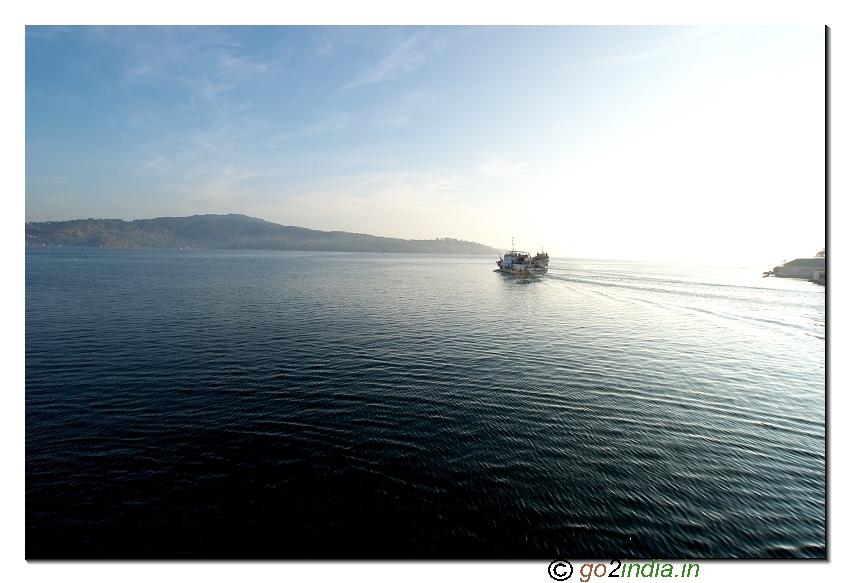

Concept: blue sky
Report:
left=26, top=26, right=824, bottom=262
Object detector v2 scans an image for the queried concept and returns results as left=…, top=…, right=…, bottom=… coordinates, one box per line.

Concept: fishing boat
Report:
left=496, top=240, right=549, bottom=275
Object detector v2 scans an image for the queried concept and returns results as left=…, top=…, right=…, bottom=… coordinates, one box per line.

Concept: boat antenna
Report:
left=511, top=237, right=514, bottom=252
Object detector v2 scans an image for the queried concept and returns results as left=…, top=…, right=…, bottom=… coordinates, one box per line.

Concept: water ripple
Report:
left=26, top=249, right=824, bottom=558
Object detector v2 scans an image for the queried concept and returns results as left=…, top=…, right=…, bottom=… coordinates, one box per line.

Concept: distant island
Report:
left=25, top=214, right=499, bottom=255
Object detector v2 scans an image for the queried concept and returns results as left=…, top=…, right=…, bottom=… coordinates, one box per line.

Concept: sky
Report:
left=26, top=25, right=825, bottom=264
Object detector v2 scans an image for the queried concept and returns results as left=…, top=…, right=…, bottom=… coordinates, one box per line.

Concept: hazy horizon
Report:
left=26, top=26, right=825, bottom=264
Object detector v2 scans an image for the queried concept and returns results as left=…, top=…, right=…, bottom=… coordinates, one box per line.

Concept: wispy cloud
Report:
left=185, top=168, right=258, bottom=202
left=143, top=156, right=169, bottom=173
left=374, top=91, right=438, bottom=126
left=156, top=162, right=270, bottom=212
left=475, top=154, right=529, bottom=178
left=104, top=30, right=275, bottom=169
left=25, top=26, right=70, bottom=39
left=119, top=29, right=267, bottom=102
left=257, top=169, right=476, bottom=240
left=342, top=35, right=426, bottom=89
left=188, top=127, right=236, bottom=155
left=301, top=113, right=352, bottom=135
left=563, top=27, right=743, bottom=70
left=265, top=112, right=352, bottom=144
left=219, top=53, right=266, bottom=77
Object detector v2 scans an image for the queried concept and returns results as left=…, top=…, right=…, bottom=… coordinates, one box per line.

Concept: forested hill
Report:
left=25, top=214, right=499, bottom=254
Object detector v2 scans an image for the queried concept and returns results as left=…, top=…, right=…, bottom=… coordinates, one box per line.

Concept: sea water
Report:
left=25, top=248, right=825, bottom=558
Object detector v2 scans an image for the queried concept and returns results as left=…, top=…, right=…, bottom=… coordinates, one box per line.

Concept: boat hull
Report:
left=498, top=266, right=548, bottom=275
left=496, top=249, right=549, bottom=276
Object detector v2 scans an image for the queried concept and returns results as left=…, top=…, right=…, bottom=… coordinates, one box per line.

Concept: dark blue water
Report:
left=26, top=248, right=825, bottom=558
